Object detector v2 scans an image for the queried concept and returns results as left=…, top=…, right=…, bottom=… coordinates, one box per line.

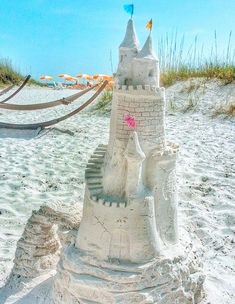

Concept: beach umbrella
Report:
left=103, top=75, right=113, bottom=81
left=39, top=76, right=53, bottom=86
left=76, top=74, right=92, bottom=79
left=93, top=74, right=113, bottom=81
left=64, top=76, right=78, bottom=82
left=58, top=74, right=71, bottom=78
left=93, top=74, right=105, bottom=79
left=58, top=74, right=77, bottom=86
left=76, top=74, right=94, bottom=86
left=40, top=75, right=53, bottom=81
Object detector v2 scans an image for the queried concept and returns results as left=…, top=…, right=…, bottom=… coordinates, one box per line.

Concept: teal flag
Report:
left=124, top=4, right=134, bottom=16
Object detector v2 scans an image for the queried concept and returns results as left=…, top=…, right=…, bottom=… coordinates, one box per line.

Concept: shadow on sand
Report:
left=0, top=127, right=75, bottom=139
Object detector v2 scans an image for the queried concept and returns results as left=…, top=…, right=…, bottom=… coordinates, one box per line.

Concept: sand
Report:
left=0, top=81, right=234, bottom=303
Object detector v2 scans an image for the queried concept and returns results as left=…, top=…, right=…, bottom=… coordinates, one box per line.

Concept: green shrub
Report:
left=95, top=90, right=113, bottom=110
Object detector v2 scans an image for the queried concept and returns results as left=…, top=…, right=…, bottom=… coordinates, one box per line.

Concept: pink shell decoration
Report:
left=123, top=114, right=137, bottom=129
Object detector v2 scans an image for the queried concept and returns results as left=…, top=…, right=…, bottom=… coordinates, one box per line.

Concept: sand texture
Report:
left=0, top=80, right=234, bottom=303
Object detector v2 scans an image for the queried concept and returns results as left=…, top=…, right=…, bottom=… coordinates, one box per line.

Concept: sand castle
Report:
left=52, top=19, right=205, bottom=303
left=0, top=18, right=205, bottom=304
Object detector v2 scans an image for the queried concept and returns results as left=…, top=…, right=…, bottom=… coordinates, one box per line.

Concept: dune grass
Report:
left=0, top=59, right=42, bottom=87
left=161, top=65, right=235, bottom=87
left=159, top=31, right=235, bottom=86
left=0, top=59, right=22, bottom=85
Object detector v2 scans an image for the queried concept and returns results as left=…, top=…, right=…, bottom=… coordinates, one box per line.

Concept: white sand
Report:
left=0, top=81, right=234, bottom=303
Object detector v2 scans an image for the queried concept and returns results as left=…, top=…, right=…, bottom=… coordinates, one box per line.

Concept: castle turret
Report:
left=132, top=35, right=160, bottom=86
left=116, top=19, right=139, bottom=85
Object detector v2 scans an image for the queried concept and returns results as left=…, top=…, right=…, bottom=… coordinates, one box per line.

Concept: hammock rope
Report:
left=0, top=84, right=15, bottom=97
left=0, top=83, right=98, bottom=111
left=0, top=75, right=31, bottom=104
left=0, top=80, right=108, bottom=130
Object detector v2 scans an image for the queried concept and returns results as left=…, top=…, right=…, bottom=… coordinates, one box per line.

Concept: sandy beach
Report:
left=0, top=81, right=234, bottom=303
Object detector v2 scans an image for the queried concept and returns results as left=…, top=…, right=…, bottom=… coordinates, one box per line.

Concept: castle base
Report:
left=52, top=230, right=205, bottom=304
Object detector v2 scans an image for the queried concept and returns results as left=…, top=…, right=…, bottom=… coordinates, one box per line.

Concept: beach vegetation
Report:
left=161, top=65, right=235, bottom=87
left=95, top=90, right=113, bottom=110
left=159, top=31, right=235, bottom=86
left=181, top=95, right=199, bottom=113
left=0, top=58, right=43, bottom=87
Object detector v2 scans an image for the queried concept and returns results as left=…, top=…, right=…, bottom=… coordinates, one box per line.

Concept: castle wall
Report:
left=76, top=190, right=160, bottom=263
left=103, top=85, right=166, bottom=197
left=112, top=85, right=166, bottom=151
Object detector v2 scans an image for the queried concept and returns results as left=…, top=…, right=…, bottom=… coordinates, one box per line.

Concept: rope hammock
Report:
left=0, top=84, right=15, bottom=97
left=0, top=80, right=108, bottom=130
left=0, top=83, right=98, bottom=111
left=0, top=75, right=31, bottom=104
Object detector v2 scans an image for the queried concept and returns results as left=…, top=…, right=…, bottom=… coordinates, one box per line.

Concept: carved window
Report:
left=124, top=78, right=133, bottom=85
left=149, top=69, right=154, bottom=77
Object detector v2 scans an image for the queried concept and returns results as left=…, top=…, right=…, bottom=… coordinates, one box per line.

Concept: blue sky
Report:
left=0, top=0, right=234, bottom=80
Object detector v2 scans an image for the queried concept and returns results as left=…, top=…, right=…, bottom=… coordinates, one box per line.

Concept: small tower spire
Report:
left=136, top=35, right=157, bottom=61
left=120, top=19, right=139, bottom=50
left=116, top=19, right=139, bottom=86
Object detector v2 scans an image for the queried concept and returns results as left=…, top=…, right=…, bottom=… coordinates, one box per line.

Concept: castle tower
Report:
left=132, top=34, right=160, bottom=86
left=103, top=23, right=165, bottom=198
left=52, top=18, right=205, bottom=304
left=116, top=19, right=139, bottom=85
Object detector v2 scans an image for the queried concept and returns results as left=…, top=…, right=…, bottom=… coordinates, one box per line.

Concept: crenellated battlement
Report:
left=113, top=84, right=164, bottom=97
left=90, top=195, right=127, bottom=208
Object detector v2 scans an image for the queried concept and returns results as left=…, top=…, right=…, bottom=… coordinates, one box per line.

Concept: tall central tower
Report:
left=52, top=18, right=205, bottom=304
left=116, top=18, right=139, bottom=86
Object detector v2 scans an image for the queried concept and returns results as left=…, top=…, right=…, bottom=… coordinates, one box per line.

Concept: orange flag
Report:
left=146, top=19, right=153, bottom=31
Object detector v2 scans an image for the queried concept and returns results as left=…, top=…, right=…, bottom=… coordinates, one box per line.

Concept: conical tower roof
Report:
left=120, top=19, right=139, bottom=49
left=136, top=35, right=158, bottom=60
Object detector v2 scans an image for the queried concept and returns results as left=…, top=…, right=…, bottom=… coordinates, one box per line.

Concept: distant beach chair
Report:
left=53, top=82, right=64, bottom=90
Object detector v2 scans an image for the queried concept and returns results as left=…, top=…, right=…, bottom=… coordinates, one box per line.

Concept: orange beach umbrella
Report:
left=76, top=74, right=93, bottom=80
left=64, top=76, right=78, bottom=82
left=93, top=74, right=113, bottom=81
left=58, top=74, right=72, bottom=79
left=40, top=75, right=53, bottom=80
